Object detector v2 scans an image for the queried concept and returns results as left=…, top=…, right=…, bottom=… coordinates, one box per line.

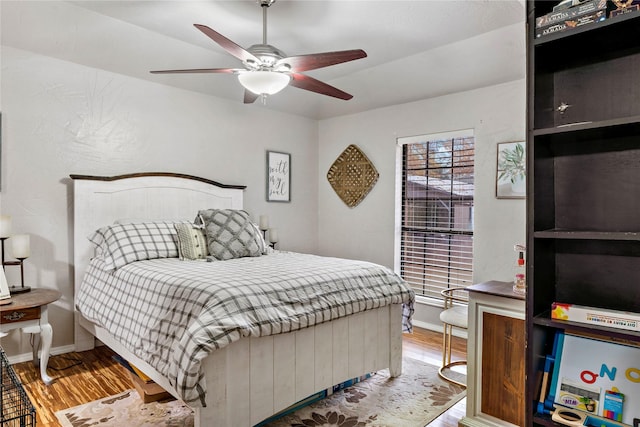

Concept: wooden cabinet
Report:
left=460, top=281, right=525, bottom=427
left=526, top=4, right=640, bottom=426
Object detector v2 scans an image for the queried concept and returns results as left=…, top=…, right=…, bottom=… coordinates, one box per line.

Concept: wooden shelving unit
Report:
left=526, top=3, right=640, bottom=426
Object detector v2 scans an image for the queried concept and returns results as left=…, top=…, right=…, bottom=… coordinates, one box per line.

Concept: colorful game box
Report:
left=603, top=389, right=624, bottom=422
left=552, top=303, right=640, bottom=332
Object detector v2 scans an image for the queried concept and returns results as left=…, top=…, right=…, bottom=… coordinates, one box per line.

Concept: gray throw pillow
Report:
left=195, top=209, right=263, bottom=261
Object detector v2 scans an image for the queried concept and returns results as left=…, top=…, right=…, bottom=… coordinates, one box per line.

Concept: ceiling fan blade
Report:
left=194, top=24, right=260, bottom=65
left=150, top=68, right=243, bottom=74
left=289, top=73, right=353, bottom=100
left=277, top=49, right=367, bottom=73
left=244, top=91, right=259, bottom=104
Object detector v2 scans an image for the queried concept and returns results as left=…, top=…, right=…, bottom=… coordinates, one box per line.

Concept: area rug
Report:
left=55, top=357, right=465, bottom=427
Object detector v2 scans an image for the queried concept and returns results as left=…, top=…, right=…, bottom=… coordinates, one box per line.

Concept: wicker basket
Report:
left=327, top=144, right=379, bottom=208
left=1, top=347, right=36, bottom=427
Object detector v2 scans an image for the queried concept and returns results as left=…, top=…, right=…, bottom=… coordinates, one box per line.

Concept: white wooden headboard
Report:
left=71, top=172, right=245, bottom=350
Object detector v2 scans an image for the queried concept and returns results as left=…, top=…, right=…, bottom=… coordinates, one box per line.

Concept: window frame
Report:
left=395, top=130, right=475, bottom=302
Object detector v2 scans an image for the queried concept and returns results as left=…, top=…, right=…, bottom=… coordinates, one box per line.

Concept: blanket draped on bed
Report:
left=76, top=251, right=415, bottom=406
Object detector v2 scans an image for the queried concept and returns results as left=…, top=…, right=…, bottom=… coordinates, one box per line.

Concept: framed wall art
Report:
left=496, top=141, right=526, bottom=199
left=266, top=150, right=290, bottom=202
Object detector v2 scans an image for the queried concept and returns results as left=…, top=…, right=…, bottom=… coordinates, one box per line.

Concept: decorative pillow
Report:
left=195, top=209, right=263, bottom=261
left=88, top=221, right=186, bottom=271
left=175, top=223, right=208, bottom=260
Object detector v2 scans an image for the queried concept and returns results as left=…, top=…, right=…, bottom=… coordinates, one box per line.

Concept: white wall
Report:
left=0, top=46, right=319, bottom=357
left=317, top=79, right=526, bottom=328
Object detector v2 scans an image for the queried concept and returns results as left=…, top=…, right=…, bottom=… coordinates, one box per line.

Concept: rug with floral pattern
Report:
left=56, top=357, right=465, bottom=427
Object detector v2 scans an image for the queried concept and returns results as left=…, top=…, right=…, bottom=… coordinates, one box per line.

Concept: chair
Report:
left=438, top=287, right=468, bottom=387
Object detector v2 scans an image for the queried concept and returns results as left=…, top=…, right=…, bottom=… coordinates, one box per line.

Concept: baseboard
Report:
left=5, top=344, right=76, bottom=365
left=412, top=319, right=468, bottom=340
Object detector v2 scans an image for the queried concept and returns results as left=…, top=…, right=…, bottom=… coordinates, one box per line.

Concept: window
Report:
left=397, top=131, right=474, bottom=300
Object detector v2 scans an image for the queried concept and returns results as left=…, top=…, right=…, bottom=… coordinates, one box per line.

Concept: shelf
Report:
left=532, top=146, right=640, bottom=232
left=533, top=230, right=640, bottom=241
left=532, top=115, right=640, bottom=137
left=528, top=2, right=640, bottom=425
left=531, top=16, right=640, bottom=129
left=532, top=312, right=640, bottom=342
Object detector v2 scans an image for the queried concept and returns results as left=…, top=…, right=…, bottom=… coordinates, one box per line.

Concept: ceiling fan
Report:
left=150, top=0, right=367, bottom=104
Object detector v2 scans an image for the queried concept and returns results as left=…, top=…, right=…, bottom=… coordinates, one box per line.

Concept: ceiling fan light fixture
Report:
left=238, top=71, right=290, bottom=95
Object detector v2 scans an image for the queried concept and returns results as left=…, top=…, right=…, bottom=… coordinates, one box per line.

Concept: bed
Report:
left=71, top=172, right=414, bottom=427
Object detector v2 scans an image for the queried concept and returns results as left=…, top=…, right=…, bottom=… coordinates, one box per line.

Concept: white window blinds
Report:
left=399, top=134, right=475, bottom=299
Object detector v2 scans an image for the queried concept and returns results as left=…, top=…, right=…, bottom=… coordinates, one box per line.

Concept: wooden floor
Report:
left=12, top=327, right=467, bottom=427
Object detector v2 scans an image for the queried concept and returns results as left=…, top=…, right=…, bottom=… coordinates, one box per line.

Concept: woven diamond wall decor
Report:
left=327, top=144, right=379, bottom=208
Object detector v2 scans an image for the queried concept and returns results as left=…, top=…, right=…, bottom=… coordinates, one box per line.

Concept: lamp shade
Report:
left=11, top=234, right=30, bottom=259
left=238, top=71, right=290, bottom=95
left=0, top=216, right=11, bottom=238
left=259, top=215, right=269, bottom=230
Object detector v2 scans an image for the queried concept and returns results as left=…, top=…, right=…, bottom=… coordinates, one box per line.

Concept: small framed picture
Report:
left=266, top=150, right=291, bottom=202
left=496, top=141, right=526, bottom=199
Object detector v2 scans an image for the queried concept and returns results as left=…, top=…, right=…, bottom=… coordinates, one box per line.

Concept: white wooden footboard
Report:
left=198, top=304, right=403, bottom=427
left=79, top=304, right=402, bottom=427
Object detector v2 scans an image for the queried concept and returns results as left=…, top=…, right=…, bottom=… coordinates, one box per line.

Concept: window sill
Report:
left=414, top=295, right=444, bottom=308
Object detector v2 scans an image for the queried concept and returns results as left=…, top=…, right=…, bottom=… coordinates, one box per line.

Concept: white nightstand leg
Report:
left=39, top=323, right=53, bottom=384
left=23, top=323, right=54, bottom=385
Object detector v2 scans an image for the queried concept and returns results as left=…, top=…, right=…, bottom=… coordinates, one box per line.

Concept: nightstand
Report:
left=0, top=288, right=62, bottom=384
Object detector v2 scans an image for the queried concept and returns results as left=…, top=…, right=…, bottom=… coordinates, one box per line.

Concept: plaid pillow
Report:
left=88, top=222, right=185, bottom=271
left=195, top=209, right=263, bottom=261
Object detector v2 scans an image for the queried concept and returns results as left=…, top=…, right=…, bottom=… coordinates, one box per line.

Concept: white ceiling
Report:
left=1, top=0, right=526, bottom=119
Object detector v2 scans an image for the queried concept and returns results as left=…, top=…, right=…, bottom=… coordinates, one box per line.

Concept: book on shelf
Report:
left=535, top=9, right=606, bottom=38
left=536, top=0, right=607, bottom=28
left=551, top=302, right=640, bottom=332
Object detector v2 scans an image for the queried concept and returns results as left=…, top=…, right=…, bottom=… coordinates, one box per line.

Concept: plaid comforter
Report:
left=76, top=251, right=415, bottom=406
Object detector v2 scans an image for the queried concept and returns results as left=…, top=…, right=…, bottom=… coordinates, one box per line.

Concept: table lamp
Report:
left=0, top=215, right=31, bottom=294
